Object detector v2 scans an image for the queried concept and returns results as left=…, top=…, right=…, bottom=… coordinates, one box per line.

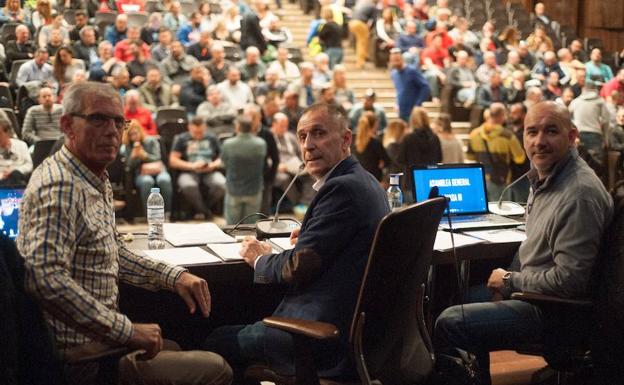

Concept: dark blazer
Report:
left=476, top=85, right=510, bottom=109
left=72, top=41, right=97, bottom=68
left=5, top=40, right=36, bottom=68
left=254, top=156, right=390, bottom=377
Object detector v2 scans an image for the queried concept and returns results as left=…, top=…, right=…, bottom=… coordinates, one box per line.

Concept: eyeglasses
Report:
left=71, top=113, right=129, bottom=131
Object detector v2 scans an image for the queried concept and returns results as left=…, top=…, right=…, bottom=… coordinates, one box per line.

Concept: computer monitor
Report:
left=0, top=187, right=25, bottom=239
left=411, top=163, right=489, bottom=215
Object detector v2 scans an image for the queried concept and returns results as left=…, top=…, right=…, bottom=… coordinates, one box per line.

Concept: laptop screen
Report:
left=0, top=187, right=25, bottom=239
left=411, top=164, right=488, bottom=215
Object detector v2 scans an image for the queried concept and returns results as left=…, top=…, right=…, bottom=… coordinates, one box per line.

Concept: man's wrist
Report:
left=502, top=271, right=513, bottom=292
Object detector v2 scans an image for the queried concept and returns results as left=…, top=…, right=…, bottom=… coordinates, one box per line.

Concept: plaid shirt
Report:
left=17, top=146, right=185, bottom=351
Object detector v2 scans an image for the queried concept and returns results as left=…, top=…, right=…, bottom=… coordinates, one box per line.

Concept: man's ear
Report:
left=60, top=114, right=73, bottom=137
left=342, top=128, right=352, bottom=151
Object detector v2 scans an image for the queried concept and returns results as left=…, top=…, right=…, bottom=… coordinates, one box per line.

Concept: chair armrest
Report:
left=263, top=316, right=340, bottom=340
left=511, top=292, right=592, bottom=307
left=64, top=342, right=133, bottom=365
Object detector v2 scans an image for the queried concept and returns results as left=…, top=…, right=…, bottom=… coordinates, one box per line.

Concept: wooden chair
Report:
left=245, top=197, right=447, bottom=385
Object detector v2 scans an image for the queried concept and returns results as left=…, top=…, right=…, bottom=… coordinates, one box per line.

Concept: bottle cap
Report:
left=389, top=173, right=401, bottom=185
left=150, top=187, right=160, bottom=193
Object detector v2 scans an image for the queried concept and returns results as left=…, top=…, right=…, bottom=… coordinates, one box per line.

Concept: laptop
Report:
left=411, top=163, right=523, bottom=230
left=0, top=186, right=25, bottom=239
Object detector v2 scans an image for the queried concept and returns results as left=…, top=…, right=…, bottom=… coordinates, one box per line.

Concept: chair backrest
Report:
left=32, top=140, right=58, bottom=170
left=0, top=84, right=14, bottom=109
left=126, top=12, right=148, bottom=28
left=2, top=108, right=20, bottom=138
left=9, top=59, right=28, bottom=88
left=350, top=197, right=446, bottom=384
left=0, top=234, right=65, bottom=384
left=155, top=107, right=187, bottom=127
left=0, top=22, right=20, bottom=42
left=158, top=122, right=187, bottom=155
left=179, top=2, right=195, bottom=15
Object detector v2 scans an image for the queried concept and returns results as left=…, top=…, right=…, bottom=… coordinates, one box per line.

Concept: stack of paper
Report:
left=142, top=247, right=222, bottom=266
left=434, top=231, right=486, bottom=251
left=163, top=223, right=235, bottom=246
left=464, top=229, right=527, bottom=243
left=206, top=243, right=245, bottom=261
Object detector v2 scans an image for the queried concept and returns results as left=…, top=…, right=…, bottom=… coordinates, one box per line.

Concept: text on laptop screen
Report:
left=412, top=166, right=487, bottom=214
left=0, top=188, right=24, bottom=239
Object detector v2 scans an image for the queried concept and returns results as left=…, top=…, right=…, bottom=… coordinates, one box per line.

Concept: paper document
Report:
left=142, top=247, right=222, bottom=266
left=206, top=243, right=245, bottom=261
left=269, top=237, right=295, bottom=251
left=464, top=229, right=527, bottom=243
left=434, top=231, right=486, bottom=251
left=163, top=223, right=236, bottom=246
left=207, top=243, right=280, bottom=261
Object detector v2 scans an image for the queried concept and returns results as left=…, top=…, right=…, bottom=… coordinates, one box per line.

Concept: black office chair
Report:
left=245, top=197, right=447, bottom=385
left=0, top=84, right=14, bottom=109
left=155, top=107, right=187, bottom=128
left=0, top=234, right=131, bottom=385
left=9, top=59, right=28, bottom=89
left=32, top=140, right=58, bottom=170
left=0, top=22, right=20, bottom=42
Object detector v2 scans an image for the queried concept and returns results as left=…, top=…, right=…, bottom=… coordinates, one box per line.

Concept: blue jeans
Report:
left=434, top=285, right=544, bottom=385
left=203, top=322, right=268, bottom=383
left=325, top=47, right=343, bottom=69
left=135, top=171, right=173, bottom=212
left=224, top=191, right=263, bottom=225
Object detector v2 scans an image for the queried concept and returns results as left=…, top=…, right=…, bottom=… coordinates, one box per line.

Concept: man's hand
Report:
left=240, top=236, right=272, bottom=268
left=127, top=323, right=162, bottom=360
left=487, top=268, right=508, bottom=294
left=174, top=272, right=211, bottom=317
left=289, top=227, right=300, bottom=245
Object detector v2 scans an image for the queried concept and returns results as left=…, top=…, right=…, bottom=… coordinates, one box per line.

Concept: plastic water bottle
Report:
left=147, top=187, right=165, bottom=249
left=387, top=173, right=403, bottom=211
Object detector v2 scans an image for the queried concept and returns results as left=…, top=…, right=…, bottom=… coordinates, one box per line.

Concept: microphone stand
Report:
left=256, top=164, right=305, bottom=239
left=489, top=170, right=532, bottom=216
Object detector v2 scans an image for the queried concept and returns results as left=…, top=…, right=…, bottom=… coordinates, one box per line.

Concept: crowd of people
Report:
left=0, top=0, right=622, bottom=218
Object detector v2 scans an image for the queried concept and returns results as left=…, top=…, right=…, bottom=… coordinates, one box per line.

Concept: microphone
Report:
left=256, top=163, right=305, bottom=239
left=428, top=186, right=440, bottom=199
left=488, top=170, right=531, bottom=216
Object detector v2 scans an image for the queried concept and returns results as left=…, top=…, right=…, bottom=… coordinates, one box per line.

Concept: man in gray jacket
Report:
left=569, top=81, right=611, bottom=178
left=434, top=101, right=613, bottom=385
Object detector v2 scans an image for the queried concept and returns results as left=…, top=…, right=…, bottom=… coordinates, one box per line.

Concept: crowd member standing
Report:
left=221, top=117, right=267, bottom=224
left=389, top=49, right=430, bottom=122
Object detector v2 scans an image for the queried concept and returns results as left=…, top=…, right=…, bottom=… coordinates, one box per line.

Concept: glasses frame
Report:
left=70, top=113, right=130, bottom=131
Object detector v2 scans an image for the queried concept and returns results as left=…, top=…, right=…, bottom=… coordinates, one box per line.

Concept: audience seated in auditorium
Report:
left=286, top=61, right=319, bottom=108
left=187, top=30, right=213, bottom=62
left=254, top=67, right=286, bottom=106
left=448, top=50, right=477, bottom=106
left=569, top=38, right=589, bottom=63
left=88, top=40, right=124, bottom=82
left=163, top=1, right=188, bottom=31
left=236, top=46, right=266, bottom=88
left=16, top=48, right=58, bottom=93
left=600, top=68, right=624, bottom=99
left=349, top=88, right=387, bottom=133
left=38, top=12, right=70, bottom=49
left=281, top=90, right=303, bottom=133
left=151, top=27, right=173, bottom=62
left=585, top=48, right=614, bottom=85
left=205, top=42, right=231, bottom=84
left=217, top=66, right=254, bottom=111
left=390, top=49, right=430, bottom=121
left=432, top=113, right=464, bottom=164
left=114, top=25, right=151, bottom=63
left=541, top=71, right=562, bottom=101
left=532, top=50, right=569, bottom=85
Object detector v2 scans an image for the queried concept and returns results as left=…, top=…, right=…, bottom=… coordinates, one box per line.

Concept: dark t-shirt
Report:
left=171, top=132, right=220, bottom=163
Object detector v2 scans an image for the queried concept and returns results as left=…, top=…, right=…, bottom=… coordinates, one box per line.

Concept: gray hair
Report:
left=236, top=116, right=253, bottom=133
left=301, top=103, right=348, bottom=133
left=62, top=82, right=122, bottom=115
left=0, top=109, right=13, bottom=134
left=79, top=25, right=95, bottom=40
